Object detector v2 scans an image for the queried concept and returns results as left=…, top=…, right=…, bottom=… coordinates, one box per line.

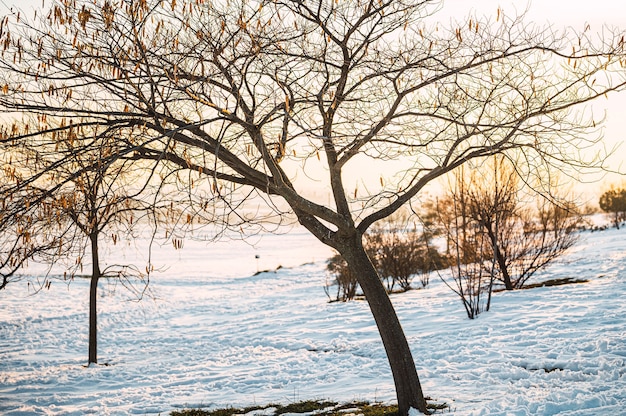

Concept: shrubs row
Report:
left=171, top=398, right=449, bottom=416
left=325, top=224, right=447, bottom=302
left=367, top=230, right=447, bottom=292
left=326, top=158, right=583, bottom=318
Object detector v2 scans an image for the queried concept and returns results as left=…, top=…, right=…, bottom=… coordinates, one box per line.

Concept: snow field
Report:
left=1, top=226, right=625, bottom=415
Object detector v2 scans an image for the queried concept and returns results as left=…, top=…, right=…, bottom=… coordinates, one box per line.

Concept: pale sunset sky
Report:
left=1, top=0, right=625, bottom=196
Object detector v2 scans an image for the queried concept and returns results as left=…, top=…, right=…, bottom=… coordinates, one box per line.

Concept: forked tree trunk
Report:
left=340, top=238, right=428, bottom=415
left=88, top=234, right=101, bottom=365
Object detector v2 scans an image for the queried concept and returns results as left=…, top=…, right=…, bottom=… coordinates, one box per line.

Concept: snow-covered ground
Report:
left=1, top=221, right=625, bottom=415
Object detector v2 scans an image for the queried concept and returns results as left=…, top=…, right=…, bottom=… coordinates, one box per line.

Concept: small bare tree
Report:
left=52, top=135, right=151, bottom=365
left=435, top=156, right=580, bottom=307
left=467, top=158, right=580, bottom=290
left=1, top=124, right=153, bottom=365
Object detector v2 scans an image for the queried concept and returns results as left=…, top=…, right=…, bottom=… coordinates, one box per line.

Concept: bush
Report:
left=367, top=230, right=447, bottom=291
left=325, top=224, right=447, bottom=301
left=599, top=186, right=626, bottom=229
left=325, top=253, right=359, bottom=302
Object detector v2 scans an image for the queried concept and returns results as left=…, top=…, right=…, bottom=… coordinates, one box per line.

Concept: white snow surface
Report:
left=1, top=223, right=626, bottom=415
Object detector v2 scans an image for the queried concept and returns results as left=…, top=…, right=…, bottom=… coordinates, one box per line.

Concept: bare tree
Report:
left=435, top=157, right=580, bottom=303
left=433, top=159, right=580, bottom=317
left=51, top=133, right=152, bottom=365
left=432, top=169, right=495, bottom=319
left=465, top=156, right=519, bottom=290
left=2, top=1, right=625, bottom=413
left=465, top=157, right=580, bottom=290
left=1, top=123, right=153, bottom=364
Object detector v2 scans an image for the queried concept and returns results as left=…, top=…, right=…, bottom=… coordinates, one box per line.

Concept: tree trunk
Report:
left=340, top=237, right=428, bottom=415
left=88, top=234, right=101, bottom=365
left=486, top=226, right=513, bottom=290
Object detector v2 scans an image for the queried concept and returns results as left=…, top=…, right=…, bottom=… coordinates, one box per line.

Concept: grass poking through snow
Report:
left=170, top=398, right=450, bottom=416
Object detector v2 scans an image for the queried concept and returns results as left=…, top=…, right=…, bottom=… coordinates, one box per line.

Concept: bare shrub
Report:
left=433, top=174, right=496, bottom=319
left=325, top=254, right=359, bottom=302
left=367, top=227, right=447, bottom=291
left=510, top=198, right=581, bottom=289
left=445, top=230, right=495, bottom=320
left=431, top=157, right=581, bottom=318
left=326, top=218, right=447, bottom=300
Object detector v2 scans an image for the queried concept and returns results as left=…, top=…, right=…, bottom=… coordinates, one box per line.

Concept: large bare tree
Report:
left=1, top=0, right=625, bottom=413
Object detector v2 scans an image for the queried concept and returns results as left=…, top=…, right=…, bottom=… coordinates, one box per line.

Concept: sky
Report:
left=1, top=0, right=625, bottom=194
left=444, top=0, right=626, bottom=28
left=4, top=0, right=625, bottom=33
left=439, top=0, right=626, bottom=191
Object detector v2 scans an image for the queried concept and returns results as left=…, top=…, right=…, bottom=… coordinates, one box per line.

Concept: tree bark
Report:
left=485, top=226, right=513, bottom=290
left=340, top=236, right=428, bottom=415
left=88, top=233, right=101, bottom=365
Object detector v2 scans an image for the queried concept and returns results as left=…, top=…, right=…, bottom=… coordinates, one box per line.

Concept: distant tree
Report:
left=599, top=187, right=626, bottom=229
left=2, top=1, right=626, bottom=412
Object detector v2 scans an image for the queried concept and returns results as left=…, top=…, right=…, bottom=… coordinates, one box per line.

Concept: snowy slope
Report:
left=0, top=224, right=625, bottom=415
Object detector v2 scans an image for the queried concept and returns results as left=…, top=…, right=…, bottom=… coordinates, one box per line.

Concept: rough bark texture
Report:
left=339, top=235, right=428, bottom=415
